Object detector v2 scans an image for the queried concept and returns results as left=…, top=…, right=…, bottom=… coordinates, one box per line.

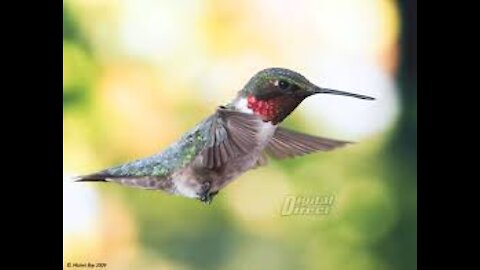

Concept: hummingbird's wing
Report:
left=201, top=107, right=264, bottom=169
left=264, top=127, right=351, bottom=160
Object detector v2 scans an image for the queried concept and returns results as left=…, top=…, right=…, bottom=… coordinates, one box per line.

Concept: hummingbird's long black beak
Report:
left=311, top=86, right=375, bottom=100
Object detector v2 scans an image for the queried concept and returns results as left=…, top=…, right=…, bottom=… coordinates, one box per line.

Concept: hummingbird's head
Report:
left=238, top=67, right=374, bottom=124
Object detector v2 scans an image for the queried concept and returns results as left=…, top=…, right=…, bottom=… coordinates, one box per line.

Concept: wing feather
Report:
left=265, top=127, right=351, bottom=160
left=201, top=107, right=263, bottom=169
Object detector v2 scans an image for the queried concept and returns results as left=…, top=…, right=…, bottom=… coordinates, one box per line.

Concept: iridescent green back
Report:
left=104, top=118, right=212, bottom=179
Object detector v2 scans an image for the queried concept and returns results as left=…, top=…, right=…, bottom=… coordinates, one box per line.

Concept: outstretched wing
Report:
left=265, top=127, right=351, bottom=160
left=201, top=107, right=264, bottom=169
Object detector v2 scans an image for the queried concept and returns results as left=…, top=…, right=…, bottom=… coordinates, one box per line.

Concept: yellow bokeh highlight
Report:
left=227, top=168, right=291, bottom=236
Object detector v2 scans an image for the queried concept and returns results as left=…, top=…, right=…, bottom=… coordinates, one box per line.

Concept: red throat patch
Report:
left=247, top=95, right=282, bottom=122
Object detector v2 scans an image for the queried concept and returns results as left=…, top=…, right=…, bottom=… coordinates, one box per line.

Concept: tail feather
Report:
left=74, top=173, right=109, bottom=182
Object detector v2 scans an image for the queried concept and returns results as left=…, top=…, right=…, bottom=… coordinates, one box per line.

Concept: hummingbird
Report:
left=76, top=68, right=374, bottom=204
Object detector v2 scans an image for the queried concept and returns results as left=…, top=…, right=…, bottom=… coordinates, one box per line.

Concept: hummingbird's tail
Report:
left=73, top=173, right=108, bottom=182
left=73, top=173, right=167, bottom=190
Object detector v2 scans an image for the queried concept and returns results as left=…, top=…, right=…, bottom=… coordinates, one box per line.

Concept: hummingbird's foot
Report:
left=198, top=181, right=221, bottom=205
left=199, top=190, right=219, bottom=205
left=199, top=181, right=213, bottom=204
left=199, top=194, right=212, bottom=204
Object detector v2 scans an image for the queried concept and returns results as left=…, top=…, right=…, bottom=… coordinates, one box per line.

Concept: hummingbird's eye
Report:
left=278, top=80, right=290, bottom=90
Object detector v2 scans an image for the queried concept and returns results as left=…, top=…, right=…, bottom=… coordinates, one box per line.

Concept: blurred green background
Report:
left=63, top=0, right=416, bottom=269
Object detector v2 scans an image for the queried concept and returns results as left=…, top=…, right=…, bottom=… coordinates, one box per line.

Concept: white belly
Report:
left=173, top=177, right=200, bottom=198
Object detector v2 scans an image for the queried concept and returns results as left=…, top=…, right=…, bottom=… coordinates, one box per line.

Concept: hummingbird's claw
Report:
left=200, top=195, right=212, bottom=204
left=199, top=191, right=219, bottom=204
left=198, top=181, right=220, bottom=205
left=199, top=181, right=213, bottom=204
